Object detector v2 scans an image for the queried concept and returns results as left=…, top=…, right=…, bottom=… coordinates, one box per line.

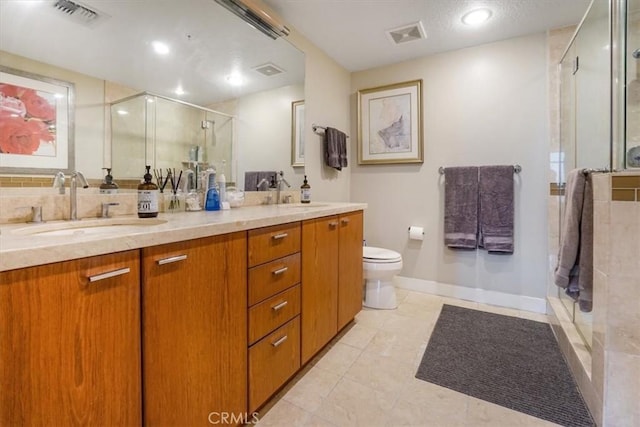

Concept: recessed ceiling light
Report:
left=152, top=41, right=170, bottom=55
left=461, top=9, right=492, bottom=26
left=174, top=86, right=185, bottom=96
left=226, top=73, right=243, bottom=86
left=116, top=109, right=129, bottom=115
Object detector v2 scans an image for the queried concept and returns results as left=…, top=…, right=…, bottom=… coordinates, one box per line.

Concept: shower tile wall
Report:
left=591, top=173, right=640, bottom=427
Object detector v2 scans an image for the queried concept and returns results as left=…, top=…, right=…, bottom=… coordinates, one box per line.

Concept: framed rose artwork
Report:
left=0, top=66, right=75, bottom=174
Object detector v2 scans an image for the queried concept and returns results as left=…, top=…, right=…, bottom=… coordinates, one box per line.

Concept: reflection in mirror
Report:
left=0, top=0, right=304, bottom=185
left=111, top=93, right=234, bottom=188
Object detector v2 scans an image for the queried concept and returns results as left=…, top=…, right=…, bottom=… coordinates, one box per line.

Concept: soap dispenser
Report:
left=137, top=165, right=159, bottom=218
left=300, top=175, right=311, bottom=204
left=100, top=168, right=119, bottom=194
left=204, top=171, right=220, bottom=211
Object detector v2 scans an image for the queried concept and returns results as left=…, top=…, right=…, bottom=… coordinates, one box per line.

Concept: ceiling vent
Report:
left=51, top=0, right=110, bottom=28
left=386, top=22, right=427, bottom=45
left=252, top=62, right=285, bottom=77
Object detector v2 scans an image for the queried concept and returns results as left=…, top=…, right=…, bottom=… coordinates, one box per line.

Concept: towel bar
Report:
left=312, top=123, right=349, bottom=138
left=438, top=164, right=522, bottom=175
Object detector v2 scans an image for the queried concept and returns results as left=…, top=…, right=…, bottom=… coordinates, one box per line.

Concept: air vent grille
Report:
left=52, top=0, right=110, bottom=27
left=386, top=22, right=427, bottom=45
left=252, top=62, right=285, bottom=77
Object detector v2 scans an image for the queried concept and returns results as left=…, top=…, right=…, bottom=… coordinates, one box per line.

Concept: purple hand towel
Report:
left=478, top=165, right=515, bottom=254
left=444, top=167, right=479, bottom=249
left=324, top=127, right=348, bottom=171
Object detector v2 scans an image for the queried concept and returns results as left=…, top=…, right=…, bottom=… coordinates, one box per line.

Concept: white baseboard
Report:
left=394, top=276, right=547, bottom=314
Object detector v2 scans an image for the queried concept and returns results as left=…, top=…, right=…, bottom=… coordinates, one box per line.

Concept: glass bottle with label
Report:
left=300, top=175, right=311, bottom=204
left=138, top=165, right=159, bottom=218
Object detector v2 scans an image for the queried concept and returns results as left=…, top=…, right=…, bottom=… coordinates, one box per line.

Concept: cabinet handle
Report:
left=272, top=266, right=288, bottom=275
left=88, top=267, right=130, bottom=283
left=271, top=335, right=288, bottom=347
left=157, top=254, right=188, bottom=265
left=328, top=221, right=338, bottom=227
left=341, top=218, right=350, bottom=225
left=272, top=233, right=288, bottom=240
left=271, top=300, right=288, bottom=311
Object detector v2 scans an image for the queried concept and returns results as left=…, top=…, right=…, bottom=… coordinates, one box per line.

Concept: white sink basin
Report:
left=12, top=218, right=167, bottom=236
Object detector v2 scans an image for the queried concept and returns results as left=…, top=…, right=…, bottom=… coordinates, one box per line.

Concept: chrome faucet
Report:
left=53, top=171, right=65, bottom=194
left=275, top=171, right=290, bottom=204
left=70, top=171, right=89, bottom=221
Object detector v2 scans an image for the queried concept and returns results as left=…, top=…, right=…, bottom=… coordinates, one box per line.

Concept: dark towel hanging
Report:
left=478, top=165, right=515, bottom=254
left=324, top=127, right=348, bottom=171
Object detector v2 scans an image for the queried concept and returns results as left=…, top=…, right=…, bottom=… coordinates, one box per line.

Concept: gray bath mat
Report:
left=416, top=304, right=594, bottom=427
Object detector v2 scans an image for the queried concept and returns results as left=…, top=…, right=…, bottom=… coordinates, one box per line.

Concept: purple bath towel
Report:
left=444, top=167, right=479, bottom=249
left=478, top=166, right=515, bottom=254
left=554, top=169, right=586, bottom=292
left=554, top=169, right=593, bottom=312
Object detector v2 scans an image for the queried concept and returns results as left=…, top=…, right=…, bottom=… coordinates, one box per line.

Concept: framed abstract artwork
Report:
left=0, top=66, right=75, bottom=174
left=357, top=79, right=423, bottom=165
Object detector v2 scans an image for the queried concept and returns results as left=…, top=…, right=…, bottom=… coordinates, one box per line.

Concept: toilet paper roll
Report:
left=408, top=226, right=424, bottom=241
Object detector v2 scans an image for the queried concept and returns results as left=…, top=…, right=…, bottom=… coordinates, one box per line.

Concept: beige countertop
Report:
left=0, top=202, right=366, bottom=272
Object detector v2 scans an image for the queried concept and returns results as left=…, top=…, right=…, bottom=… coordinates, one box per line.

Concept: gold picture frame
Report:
left=0, top=65, right=75, bottom=174
left=357, top=79, right=423, bottom=165
left=291, top=99, right=305, bottom=167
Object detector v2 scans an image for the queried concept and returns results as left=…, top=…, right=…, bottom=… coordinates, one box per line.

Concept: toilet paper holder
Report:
left=407, top=226, right=425, bottom=241
left=407, top=226, right=424, bottom=234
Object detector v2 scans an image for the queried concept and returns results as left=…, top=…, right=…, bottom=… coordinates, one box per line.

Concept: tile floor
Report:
left=256, top=289, right=561, bottom=427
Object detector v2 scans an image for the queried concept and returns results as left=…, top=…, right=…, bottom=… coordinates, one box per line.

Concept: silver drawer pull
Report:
left=271, top=335, right=288, bottom=347
left=272, top=233, right=288, bottom=240
left=272, top=266, right=288, bottom=275
left=157, top=254, right=188, bottom=265
left=329, top=221, right=338, bottom=227
left=271, top=301, right=288, bottom=311
left=88, top=267, right=130, bottom=283
left=341, top=218, right=350, bottom=224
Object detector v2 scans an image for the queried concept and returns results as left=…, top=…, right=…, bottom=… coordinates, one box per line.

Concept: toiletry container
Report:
left=138, top=165, right=159, bottom=218
left=300, top=175, right=311, bottom=203
left=204, top=172, right=220, bottom=211
left=217, top=160, right=227, bottom=203
left=100, top=168, right=119, bottom=194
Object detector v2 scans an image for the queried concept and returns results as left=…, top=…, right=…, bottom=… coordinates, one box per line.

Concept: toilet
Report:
left=363, top=246, right=403, bottom=309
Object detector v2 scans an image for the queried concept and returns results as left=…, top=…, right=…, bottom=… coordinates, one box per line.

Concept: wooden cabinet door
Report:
left=142, top=232, right=247, bottom=427
left=301, top=215, right=339, bottom=364
left=338, top=210, right=364, bottom=330
left=0, top=250, right=142, bottom=426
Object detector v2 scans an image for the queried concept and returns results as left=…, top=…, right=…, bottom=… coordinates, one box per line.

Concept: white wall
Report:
left=288, top=30, right=352, bottom=202
left=351, top=33, right=550, bottom=299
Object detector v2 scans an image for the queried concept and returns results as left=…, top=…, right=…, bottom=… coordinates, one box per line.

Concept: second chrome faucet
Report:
left=70, top=171, right=89, bottom=221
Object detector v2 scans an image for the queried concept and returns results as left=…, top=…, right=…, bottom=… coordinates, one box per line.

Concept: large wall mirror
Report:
left=0, top=0, right=305, bottom=189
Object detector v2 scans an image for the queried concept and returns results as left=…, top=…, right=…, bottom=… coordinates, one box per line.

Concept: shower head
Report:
left=201, top=119, right=215, bottom=129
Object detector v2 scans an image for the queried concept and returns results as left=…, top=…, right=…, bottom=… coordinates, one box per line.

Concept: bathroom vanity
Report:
left=0, top=203, right=365, bottom=426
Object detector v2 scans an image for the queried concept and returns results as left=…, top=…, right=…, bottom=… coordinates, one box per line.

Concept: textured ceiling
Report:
left=265, top=0, right=593, bottom=72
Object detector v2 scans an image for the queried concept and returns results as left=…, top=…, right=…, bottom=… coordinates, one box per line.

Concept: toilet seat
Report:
left=363, top=246, right=402, bottom=263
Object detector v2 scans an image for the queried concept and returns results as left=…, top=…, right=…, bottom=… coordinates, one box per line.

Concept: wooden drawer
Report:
left=248, top=252, right=300, bottom=306
left=248, top=222, right=300, bottom=267
left=248, top=285, right=300, bottom=345
left=248, top=316, right=300, bottom=412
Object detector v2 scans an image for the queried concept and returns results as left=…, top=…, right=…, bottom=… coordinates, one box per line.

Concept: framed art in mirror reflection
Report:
left=0, top=65, right=74, bottom=175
